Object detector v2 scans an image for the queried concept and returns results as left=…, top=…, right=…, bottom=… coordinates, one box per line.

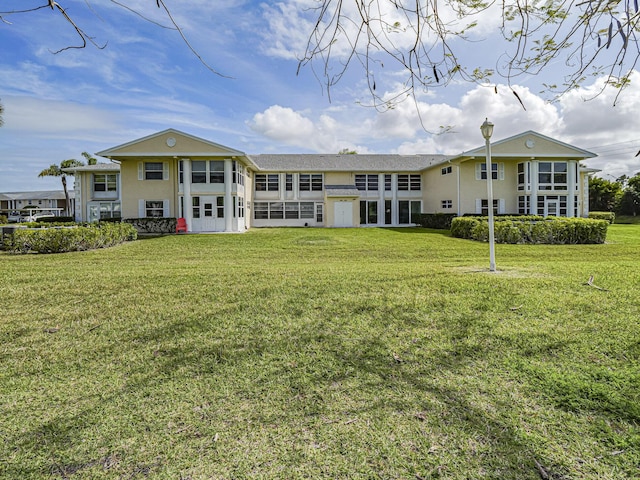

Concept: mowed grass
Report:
left=1, top=226, right=639, bottom=479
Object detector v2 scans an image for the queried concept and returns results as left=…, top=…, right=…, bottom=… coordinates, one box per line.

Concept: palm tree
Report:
left=0, top=98, right=4, bottom=127
left=38, top=159, right=85, bottom=216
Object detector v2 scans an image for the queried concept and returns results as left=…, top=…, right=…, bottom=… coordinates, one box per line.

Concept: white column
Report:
left=378, top=173, right=385, bottom=225
left=182, top=158, right=192, bottom=232
left=530, top=160, right=538, bottom=215
left=391, top=173, right=398, bottom=225
left=224, top=159, right=233, bottom=232
left=566, top=160, right=575, bottom=217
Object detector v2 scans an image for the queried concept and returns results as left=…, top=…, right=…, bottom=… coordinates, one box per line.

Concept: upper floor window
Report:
left=144, top=162, right=164, bottom=180
left=475, top=162, right=504, bottom=181
left=538, top=162, right=567, bottom=190
left=93, top=174, right=117, bottom=192
left=192, top=161, right=207, bottom=183
left=299, top=174, right=323, bottom=191
left=441, top=166, right=452, bottom=175
left=209, top=161, right=225, bottom=184
left=355, top=174, right=378, bottom=191
left=255, top=174, right=279, bottom=191
left=384, top=174, right=392, bottom=191
left=397, top=174, right=421, bottom=191
left=285, top=174, right=293, bottom=191
left=233, top=161, right=245, bottom=186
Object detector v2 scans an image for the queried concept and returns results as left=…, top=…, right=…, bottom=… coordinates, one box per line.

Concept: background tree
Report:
left=589, top=177, right=623, bottom=212
left=38, top=158, right=85, bottom=216
left=0, top=98, right=3, bottom=127
left=338, top=148, right=358, bottom=154
left=617, top=173, right=640, bottom=216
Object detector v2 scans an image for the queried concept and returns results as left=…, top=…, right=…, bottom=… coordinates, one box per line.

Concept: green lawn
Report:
left=1, top=226, right=639, bottom=479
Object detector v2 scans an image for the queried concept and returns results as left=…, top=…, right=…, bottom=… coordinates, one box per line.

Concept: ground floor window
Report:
left=479, top=198, right=500, bottom=215
left=519, top=195, right=576, bottom=217
left=441, top=200, right=453, bottom=209
left=235, top=197, right=245, bottom=218
left=146, top=201, right=164, bottom=217
left=254, top=201, right=316, bottom=220
left=89, top=202, right=121, bottom=222
left=385, top=200, right=392, bottom=225
left=399, top=200, right=421, bottom=224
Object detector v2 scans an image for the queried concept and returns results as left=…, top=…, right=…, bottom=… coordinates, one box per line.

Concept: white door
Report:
left=545, top=199, right=559, bottom=217
left=191, top=196, right=225, bottom=232
left=334, top=201, right=353, bottom=227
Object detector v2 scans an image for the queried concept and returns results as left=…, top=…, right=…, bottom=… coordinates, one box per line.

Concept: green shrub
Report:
left=5, top=223, right=138, bottom=254
left=417, top=213, right=457, bottom=229
left=450, top=217, right=608, bottom=244
left=589, top=211, right=615, bottom=224
left=450, top=217, right=481, bottom=239
left=0, top=215, right=7, bottom=225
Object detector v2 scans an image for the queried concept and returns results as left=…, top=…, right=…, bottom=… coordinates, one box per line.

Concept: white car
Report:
left=7, top=211, right=24, bottom=222
left=24, top=213, right=56, bottom=222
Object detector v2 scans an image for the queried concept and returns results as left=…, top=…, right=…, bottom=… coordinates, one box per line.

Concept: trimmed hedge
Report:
left=451, top=216, right=608, bottom=244
left=5, top=223, right=138, bottom=254
left=124, top=217, right=177, bottom=234
left=0, top=215, right=6, bottom=225
left=588, top=211, right=616, bottom=224
left=417, top=213, right=457, bottom=229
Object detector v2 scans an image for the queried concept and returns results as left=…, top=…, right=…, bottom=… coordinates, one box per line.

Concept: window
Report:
left=301, top=202, right=314, bottom=219
left=518, top=195, right=530, bottom=214
left=299, top=174, right=323, bottom=191
left=192, top=197, right=200, bottom=218
left=441, top=200, right=453, bottom=209
left=355, top=174, right=378, bottom=191
left=537, top=195, right=568, bottom=216
left=254, top=202, right=269, bottom=219
left=209, top=161, right=224, bottom=184
left=145, top=162, right=164, bottom=180
left=517, top=163, right=526, bottom=190
left=217, top=197, right=224, bottom=218
left=397, top=174, right=421, bottom=191
left=385, top=199, right=392, bottom=225
left=192, top=161, right=207, bottom=184
left=480, top=163, right=498, bottom=180
left=255, top=174, right=279, bottom=191
left=398, top=200, right=421, bottom=223
left=441, top=165, right=452, bottom=175
left=235, top=197, right=245, bottom=218
left=538, top=162, right=567, bottom=190
left=253, top=202, right=319, bottom=221
left=480, top=199, right=499, bottom=216
left=316, top=204, right=323, bottom=223
left=384, top=174, right=392, bottom=191
left=285, top=202, right=299, bottom=219
left=233, top=161, right=245, bottom=185
left=360, top=200, right=378, bottom=225
left=93, top=174, right=117, bottom=192
left=145, top=200, right=164, bottom=217
left=285, top=174, right=293, bottom=191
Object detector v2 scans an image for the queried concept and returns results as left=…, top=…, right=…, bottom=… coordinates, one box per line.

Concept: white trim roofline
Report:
left=95, top=128, right=249, bottom=160
left=451, top=130, right=598, bottom=161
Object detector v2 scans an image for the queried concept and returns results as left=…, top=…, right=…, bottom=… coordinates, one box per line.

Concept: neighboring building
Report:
left=66, top=163, right=122, bottom=222
left=67, top=128, right=598, bottom=232
left=0, top=190, right=74, bottom=217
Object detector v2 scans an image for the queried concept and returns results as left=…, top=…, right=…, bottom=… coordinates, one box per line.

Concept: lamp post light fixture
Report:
left=480, top=118, right=496, bottom=272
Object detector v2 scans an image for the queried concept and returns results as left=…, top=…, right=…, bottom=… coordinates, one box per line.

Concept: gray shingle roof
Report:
left=0, top=190, right=73, bottom=200
left=248, top=154, right=451, bottom=172
left=62, top=163, right=120, bottom=172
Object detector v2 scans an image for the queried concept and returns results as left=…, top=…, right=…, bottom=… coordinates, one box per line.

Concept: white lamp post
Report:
left=480, top=119, right=496, bottom=272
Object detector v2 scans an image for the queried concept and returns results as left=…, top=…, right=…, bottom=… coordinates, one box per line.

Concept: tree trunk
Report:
left=62, top=175, right=70, bottom=217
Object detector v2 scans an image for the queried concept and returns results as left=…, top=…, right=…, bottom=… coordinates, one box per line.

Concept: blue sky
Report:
left=1, top=0, right=639, bottom=192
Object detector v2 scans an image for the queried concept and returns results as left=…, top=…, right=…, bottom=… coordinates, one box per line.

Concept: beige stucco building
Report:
left=67, top=129, right=598, bottom=232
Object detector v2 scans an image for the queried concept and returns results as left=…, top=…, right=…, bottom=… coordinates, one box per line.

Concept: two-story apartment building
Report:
left=67, top=128, right=598, bottom=232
